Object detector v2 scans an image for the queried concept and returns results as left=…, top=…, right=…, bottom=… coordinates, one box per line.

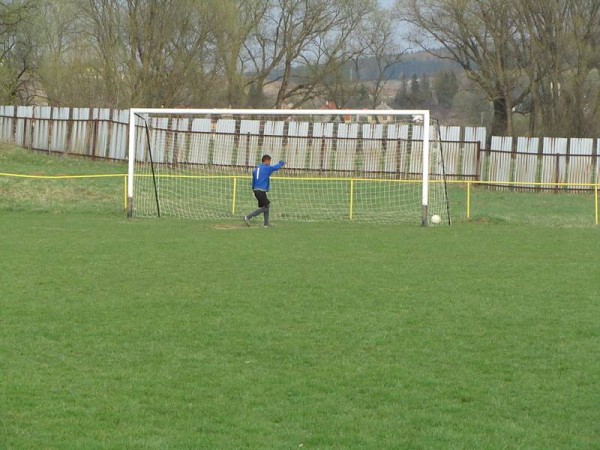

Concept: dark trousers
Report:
left=246, top=190, right=271, bottom=225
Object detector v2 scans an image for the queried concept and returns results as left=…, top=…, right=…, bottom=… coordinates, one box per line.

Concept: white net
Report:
left=129, top=109, right=450, bottom=225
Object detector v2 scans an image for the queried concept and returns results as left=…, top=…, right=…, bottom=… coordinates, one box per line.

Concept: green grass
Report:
left=0, top=145, right=127, bottom=215
left=1, top=143, right=600, bottom=448
left=1, top=144, right=598, bottom=226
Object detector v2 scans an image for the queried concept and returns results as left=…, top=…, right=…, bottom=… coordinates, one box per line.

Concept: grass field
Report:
left=1, top=144, right=600, bottom=448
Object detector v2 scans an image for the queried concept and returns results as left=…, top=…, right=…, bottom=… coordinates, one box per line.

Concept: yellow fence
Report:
left=0, top=172, right=598, bottom=225
left=0, top=172, right=129, bottom=210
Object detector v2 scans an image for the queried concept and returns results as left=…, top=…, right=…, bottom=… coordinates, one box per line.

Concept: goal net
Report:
left=127, top=108, right=450, bottom=225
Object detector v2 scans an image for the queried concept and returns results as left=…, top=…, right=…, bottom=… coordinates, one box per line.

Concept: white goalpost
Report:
left=127, top=108, right=450, bottom=226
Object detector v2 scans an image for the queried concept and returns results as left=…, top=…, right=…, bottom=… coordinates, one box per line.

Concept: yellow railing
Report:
left=453, top=179, right=600, bottom=225
left=1, top=172, right=598, bottom=225
left=0, top=172, right=129, bottom=210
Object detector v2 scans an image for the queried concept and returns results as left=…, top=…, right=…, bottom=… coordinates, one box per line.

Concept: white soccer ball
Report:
left=431, top=214, right=441, bottom=224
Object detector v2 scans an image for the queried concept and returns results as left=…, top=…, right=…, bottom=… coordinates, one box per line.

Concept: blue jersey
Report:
left=252, top=161, right=284, bottom=191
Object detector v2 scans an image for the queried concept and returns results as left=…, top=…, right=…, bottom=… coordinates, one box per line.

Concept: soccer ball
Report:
left=431, top=214, right=441, bottom=224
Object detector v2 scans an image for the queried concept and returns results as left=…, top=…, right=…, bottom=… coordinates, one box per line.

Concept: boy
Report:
left=244, top=154, right=285, bottom=227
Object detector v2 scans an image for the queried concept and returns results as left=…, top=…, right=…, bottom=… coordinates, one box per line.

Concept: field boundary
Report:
left=1, top=171, right=598, bottom=224
left=0, top=105, right=599, bottom=190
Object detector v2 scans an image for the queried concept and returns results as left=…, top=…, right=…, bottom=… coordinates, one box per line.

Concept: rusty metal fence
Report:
left=0, top=105, right=598, bottom=190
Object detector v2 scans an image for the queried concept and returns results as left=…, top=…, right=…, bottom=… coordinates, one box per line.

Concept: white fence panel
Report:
left=92, top=108, right=111, bottom=158
left=32, top=106, right=51, bottom=150
left=464, top=127, right=486, bottom=149
left=51, top=107, right=70, bottom=152
left=514, top=137, right=538, bottom=187
left=489, top=136, right=512, bottom=182
left=540, top=137, right=568, bottom=184
left=213, top=119, right=236, bottom=165
left=439, top=126, right=461, bottom=177
left=110, top=110, right=128, bottom=160
left=310, top=122, right=334, bottom=170
left=237, top=120, right=261, bottom=167
left=408, top=125, right=425, bottom=175
left=262, top=121, right=284, bottom=163
left=145, top=118, right=168, bottom=163
left=567, top=138, right=594, bottom=185
left=464, top=126, right=486, bottom=177
left=362, top=123, right=384, bottom=172
left=172, top=118, right=190, bottom=163
left=69, top=108, right=90, bottom=155
left=188, top=118, right=211, bottom=165
left=335, top=123, right=358, bottom=171
left=383, top=124, right=410, bottom=174
left=15, top=106, right=33, bottom=146
left=0, top=106, right=14, bottom=141
left=286, top=121, right=310, bottom=169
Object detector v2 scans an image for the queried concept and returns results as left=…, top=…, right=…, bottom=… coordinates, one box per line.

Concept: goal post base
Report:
left=127, top=197, right=133, bottom=218
left=421, top=205, right=429, bottom=227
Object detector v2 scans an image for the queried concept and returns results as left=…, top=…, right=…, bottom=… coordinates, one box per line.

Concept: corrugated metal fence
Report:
left=0, top=105, right=129, bottom=160
left=134, top=117, right=484, bottom=178
left=483, top=136, right=599, bottom=188
left=0, top=105, right=598, bottom=187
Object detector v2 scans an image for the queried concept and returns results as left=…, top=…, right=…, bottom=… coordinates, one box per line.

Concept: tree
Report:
left=514, top=0, right=600, bottom=136
left=0, top=0, right=39, bottom=104
left=75, top=0, right=223, bottom=108
left=242, top=0, right=377, bottom=108
left=210, top=0, right=269, bottom=107
left=393, top=74, right=409, bottom=108
left=451, top=79, right=491, bottom=126
left=353, top=6, right=405, bottom=108
left=33, top=0, right=106, bottom=106
left=433, top=70, right=458, bottom=110
left=397, top=0, right=528, bottom=136
left=420, top=73, right=432, bottom=107
left=409, top=73, right=420, bottom=106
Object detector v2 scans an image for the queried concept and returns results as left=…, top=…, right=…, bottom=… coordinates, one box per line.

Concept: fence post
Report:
left=595, top=184, right=598, bottom=225
left=467, top=181, right=471, bottom=220
left=47, top=107, right=54, bottom=153
left=475, top=141, right=481, bottom=181
left=12, top=106, right=17, bottom=142
left=554, top=153, right=560, bottom=193
left=65, top=108, right=73, bottom=156
left=349, top=178, right=354, bottom=220
left=232, top=177, right=238, bottom=215
left=89, top=107, right=97, bottom=158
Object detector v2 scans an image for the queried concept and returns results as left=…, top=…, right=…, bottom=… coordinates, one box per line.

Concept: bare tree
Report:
left=559, top=0, right=600, bottom=136
left=77, top=0, right=222, bottom=108
left=210, top=0, right=269, bottom=107
left=241, top=0, right=376, bottom=108
left=354, top=7, right=405, bottom=108
left=510, top=0, right=567, bottom=135
left=0, top=0, right=40, bottom=104
left=397, top=0, right=527, bottom=136
left=35, top=0, right=87, bottom=105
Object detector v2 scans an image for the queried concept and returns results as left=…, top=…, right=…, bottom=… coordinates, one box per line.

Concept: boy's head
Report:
left=261, top=154, right=272, bottom=165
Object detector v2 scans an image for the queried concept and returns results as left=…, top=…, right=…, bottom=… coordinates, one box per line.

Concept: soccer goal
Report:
left=127, top=108, right=451, bottom=225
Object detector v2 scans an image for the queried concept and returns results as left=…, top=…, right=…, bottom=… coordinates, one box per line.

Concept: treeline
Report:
left=0, top=1, right=599, bottom=138
left=399, top=0, right=600, bottom=137
left=0, top=0, right=405, bottom=111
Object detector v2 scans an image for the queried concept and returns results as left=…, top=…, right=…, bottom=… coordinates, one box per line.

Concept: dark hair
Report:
left=261, top=154, right=272, bottom=162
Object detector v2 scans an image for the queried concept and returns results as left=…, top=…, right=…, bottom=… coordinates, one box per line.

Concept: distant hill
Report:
left=267, top=50, right=461, bottom=82
left=357, top=50, right=462, bottom=80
